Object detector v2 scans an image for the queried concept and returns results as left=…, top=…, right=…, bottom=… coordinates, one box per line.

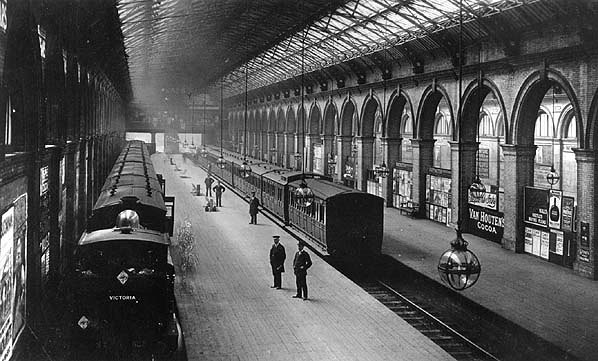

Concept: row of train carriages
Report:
left=68, top=140, right=183, bottom=361
left=192, top=146, right=384, bottom=263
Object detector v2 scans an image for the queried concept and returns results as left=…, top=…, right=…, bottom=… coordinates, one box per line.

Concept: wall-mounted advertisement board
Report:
left=524, top=187, right=548, bottom=227
left=0, top=194, right=27, bottom=361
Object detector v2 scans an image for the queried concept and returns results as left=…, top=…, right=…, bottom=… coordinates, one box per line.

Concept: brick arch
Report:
left=461, top=77, right=508, bottom=143
left=586, top=87, right=598, bottom=149
left=512, top=69, right=583, bottom=147
left=339, top=97, right=357, bottom=136
left=323, top=101, right=337, bottom=136
left=308, top=102, right=321, bottom=135
left=416, top=83, right=454, bottom=140
left=386, top=90, right=414, bottom=139
left=360, top=93, right=382, bottom=137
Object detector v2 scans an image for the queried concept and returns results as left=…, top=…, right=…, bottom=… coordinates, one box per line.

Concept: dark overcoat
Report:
left=249, top=197, right=260, bottom=215
left=293, top=250, right=312, bottom=276
left=270, top=243, right=286, bottom=273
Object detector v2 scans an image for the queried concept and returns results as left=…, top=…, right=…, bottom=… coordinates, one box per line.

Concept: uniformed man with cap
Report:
left=269, top=235, right=286, bottom=289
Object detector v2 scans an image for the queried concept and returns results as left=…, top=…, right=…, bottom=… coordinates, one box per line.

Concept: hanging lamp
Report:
left=547, top=85, right=560, bottom=188
left=200, top=93, right=209, bottom=157
left=469, top=21, right=486, bottom=202
left=293, top=0, right=314, bottom=208
left=217, top=78, right=226, bottom=169
left=375, top=44, right=390, bottom=179
left=240, top=62, right=252, bottom=178
left=438, top=0, right=481, bottom=291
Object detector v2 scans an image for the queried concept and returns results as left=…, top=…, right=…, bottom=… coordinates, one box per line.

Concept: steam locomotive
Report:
left=69, top=140, right=181, bottom=360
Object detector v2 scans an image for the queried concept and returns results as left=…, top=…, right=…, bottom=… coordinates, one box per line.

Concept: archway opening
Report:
left=323, top=104, right=337, bottom=176
left=362, top=97, right=381, bottom=194
left=422, top=91, right=453, bottom=225
left=518, top=80, right=578, bottom=266
left=339, top=101, right=356, bottom=187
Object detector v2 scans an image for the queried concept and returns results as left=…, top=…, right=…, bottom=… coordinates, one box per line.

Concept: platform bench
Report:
left=398, top=201, right=419, bottom=218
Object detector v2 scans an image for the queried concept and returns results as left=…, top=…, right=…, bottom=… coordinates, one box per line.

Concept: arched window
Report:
left=495, top=113, right=505, bottom=137
left=352, top=111, right=359, bottom=136
left=478, top=111, right=494, bottom=137
left=434, top=113, right=450, bottom=135
left=373, top=109, right=383, bottom=165
left=562, top=111, right=577, bottom=139
left=374, top=108, right=383, bottom=135
left=534, top=110, right=554, bottom=138
left=401, top=114, right=413, bottom=136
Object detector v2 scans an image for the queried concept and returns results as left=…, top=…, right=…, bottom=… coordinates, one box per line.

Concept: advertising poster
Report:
left=477, top=148, right=490, bottom=178
left=550, top=230, right=564, bottom=256
left=0, top=207, right=14, bottom=361
left=524, top=187, right=548, bottom=227
left=561, top=196, right=575, bottom=232
left=12, top=194, right=26, bottom=348
left=548, top=189, right=562, bottom=230
left=466, top=205, right=505, bottom=243
left=468, top=183, right=498, bottom=210
left=532, top=228, right=541, bottom=256
left=580, top=222, right=589, bottom=248
left=524, top=227, right=533, bottom=253
left=540, top=231, right=550, bottom=259
left=397, top=169, right=412, bottom=201
left=313, top=144, right=323, bottom=174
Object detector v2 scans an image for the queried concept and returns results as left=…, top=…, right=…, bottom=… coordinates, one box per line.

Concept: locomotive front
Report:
left=70, top=210, right=179, bottom=360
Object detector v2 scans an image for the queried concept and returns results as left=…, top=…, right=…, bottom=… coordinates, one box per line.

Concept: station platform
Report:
left=153, top=153, right=455, bottom=361
left=382, top=206, right=597, bottom=361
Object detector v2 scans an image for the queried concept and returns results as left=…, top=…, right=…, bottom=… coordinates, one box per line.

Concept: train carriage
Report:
left=287, top=178, right=383, bottom=260
left=199, top=146, right=384, bottom=263
left=69, top=140, right=181, bottom=360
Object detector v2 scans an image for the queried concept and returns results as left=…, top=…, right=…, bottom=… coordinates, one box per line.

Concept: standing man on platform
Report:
left=213, top=181, right=226, bottom=207
left=249, top=191, right=260, bottom=224
left=205, top=174, right=214, bottom=197
left=269, top=235, right=286, bottom=289
left=292, top=242, right=312, bottom=300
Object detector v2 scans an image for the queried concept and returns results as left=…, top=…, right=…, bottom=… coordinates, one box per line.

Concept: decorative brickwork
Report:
left=500, top=144, right=537, bottom=253
left=573, top=149, right=598, bottom=279
left=382, top=137, right=402, bottom=206
left=355, top=136, right=374, bottom=191
left=411, top=138, right=435, bottom=216
left=450, top=141, right=478, bottom=226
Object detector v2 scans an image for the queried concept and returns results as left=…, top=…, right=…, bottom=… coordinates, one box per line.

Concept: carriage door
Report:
left=165, top=196, right=175, bottom=236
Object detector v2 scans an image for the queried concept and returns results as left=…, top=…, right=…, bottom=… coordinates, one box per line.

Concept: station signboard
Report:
left=466, top=204, right=504, bottom=243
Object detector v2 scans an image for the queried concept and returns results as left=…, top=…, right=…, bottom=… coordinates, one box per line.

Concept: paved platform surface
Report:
left=153, top=153, right=455, bottom=361
left=382, top=208, right=598, bottom=361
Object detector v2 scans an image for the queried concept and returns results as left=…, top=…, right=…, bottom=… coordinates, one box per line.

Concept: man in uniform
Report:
left=269, top=235, right=286, bottom=289
left=204, top=174, right=214, bottom=197
left=213, top=181, right=226, bottom=207
left=249, top=192, right=260, bottom=224
left=292, top=242, right=312, bottom=300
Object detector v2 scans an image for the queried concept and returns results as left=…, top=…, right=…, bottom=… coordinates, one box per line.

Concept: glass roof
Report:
left=224, top=0, right=529, bottom=96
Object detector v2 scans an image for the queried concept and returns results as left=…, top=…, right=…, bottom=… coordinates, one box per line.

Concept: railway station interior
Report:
left=1, top=0, right=598, bottom=360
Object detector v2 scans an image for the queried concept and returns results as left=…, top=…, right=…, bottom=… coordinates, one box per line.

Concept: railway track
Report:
left=357, top=279, right=498, bottom=361
left=191, top=157, right=578, bottom=361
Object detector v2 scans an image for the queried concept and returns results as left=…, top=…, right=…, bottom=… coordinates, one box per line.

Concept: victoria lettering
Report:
left=109, top=295, right=137, bottom=301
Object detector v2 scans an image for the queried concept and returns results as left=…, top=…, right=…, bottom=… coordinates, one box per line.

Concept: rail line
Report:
left=357, top=279, right=499, bottom=361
